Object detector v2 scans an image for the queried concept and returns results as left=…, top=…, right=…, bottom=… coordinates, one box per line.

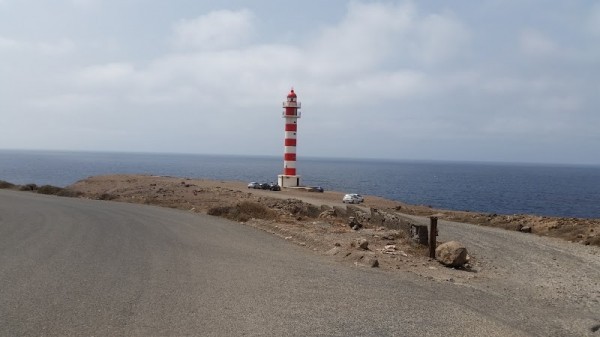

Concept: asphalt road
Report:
left=1, top=190, right=598, bottom=336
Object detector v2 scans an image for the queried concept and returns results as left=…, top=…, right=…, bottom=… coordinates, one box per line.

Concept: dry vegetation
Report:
left=207, top=201, right=277, bottom=222
left=0, top=180, right=82, bottom=197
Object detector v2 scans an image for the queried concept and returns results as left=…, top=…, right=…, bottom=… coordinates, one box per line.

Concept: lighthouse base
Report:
left=278, top=175, right=301, bottom=188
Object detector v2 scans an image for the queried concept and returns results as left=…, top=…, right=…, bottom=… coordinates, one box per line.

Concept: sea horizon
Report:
left=2, top=148, right=599, bottom=169
left=1, top=149, right=599, bottom=219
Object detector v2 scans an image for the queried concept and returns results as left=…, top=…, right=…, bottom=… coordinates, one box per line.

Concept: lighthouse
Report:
left=277, top=88, right=301, bottom=188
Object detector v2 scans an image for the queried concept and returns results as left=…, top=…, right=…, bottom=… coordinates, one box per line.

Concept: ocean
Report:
left=1, top=149, right=599, bottom=219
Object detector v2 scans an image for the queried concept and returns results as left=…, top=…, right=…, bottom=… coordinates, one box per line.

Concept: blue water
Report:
left=1, top=149, right=599, bottom=219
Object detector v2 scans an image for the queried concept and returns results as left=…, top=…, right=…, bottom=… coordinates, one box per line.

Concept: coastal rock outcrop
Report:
left=435, top=241, right=469, bottom=267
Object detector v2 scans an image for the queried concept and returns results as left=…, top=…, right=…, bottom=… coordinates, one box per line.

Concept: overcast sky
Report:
left=1, top=1, right=599, bottom=165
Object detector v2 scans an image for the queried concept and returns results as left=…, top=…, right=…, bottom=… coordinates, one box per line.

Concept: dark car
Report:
left=269, top=183, right=281, bottom=191
left=260, top=183, right=271, bottom=190
left=309, top=186, right=324, bottom=192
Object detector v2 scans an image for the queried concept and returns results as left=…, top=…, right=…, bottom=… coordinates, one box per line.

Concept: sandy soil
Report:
left=64, top=174, right=600, bottom=284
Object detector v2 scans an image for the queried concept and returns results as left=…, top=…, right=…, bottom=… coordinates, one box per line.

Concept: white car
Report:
left=342, top=194, right=364, bottom=204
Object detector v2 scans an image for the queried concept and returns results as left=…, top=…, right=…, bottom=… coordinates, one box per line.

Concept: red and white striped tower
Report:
left=277, top=88, right=302, bottom=188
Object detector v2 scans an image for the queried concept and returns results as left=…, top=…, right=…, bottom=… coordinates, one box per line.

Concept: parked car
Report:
left=308, top=186, right=324, bottom=193
left=248, top=182, right=259, bottom=189
left=269, top=183, right=281, bottom=191
left=350, top=194, right=364, bottom=203
left=342, top=193, right=363, bottom=204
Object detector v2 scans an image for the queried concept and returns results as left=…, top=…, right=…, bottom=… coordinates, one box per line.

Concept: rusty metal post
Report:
left=429, top=216, right=438, bottom=259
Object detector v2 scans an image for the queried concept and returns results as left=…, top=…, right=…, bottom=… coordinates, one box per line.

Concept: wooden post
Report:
left=429, top=216, right=438, bottom=259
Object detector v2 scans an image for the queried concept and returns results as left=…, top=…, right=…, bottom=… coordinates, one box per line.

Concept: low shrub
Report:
left=56, top=189, right=82, bottom=198
left=98, top=193, right=117, bottom=200
left=208, top=201, right=276, bottom=222
left=268, top=199, right=322, bottom=218
left=0, top=180, right=15, bottom=189
left=237, top=201, right=276, bottom=220
left=207, top=206, right=230, bottom=217
left=19, top=184, right=38, bottom=191
left=35, top=185, right=82, bottom=198
left=37, top=185, right=63, bottom=195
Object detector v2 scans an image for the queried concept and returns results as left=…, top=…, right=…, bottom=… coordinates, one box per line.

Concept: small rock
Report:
left=357, top=238, right=369, bottom=250
left=334, top=242, right=341, bottom=247
left=520, top=226, right=532, bottom=233
left=318, top=209, right=336, bottom=218
left=348, top=216, right=362, bottom=229
left=326, top=247, right=341, bottom=255
left=382, top=233, right=396, bottom=240
left=365, top=257, right=379, bottom=268
left=354, top=254, right=379, bottom=268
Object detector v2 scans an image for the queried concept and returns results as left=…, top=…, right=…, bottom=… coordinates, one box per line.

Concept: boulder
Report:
left=435, top=241, right=469, bottom=267
left=357, top=238, right=369, bottom=250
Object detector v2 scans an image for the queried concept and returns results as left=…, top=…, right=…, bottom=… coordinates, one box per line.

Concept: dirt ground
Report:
left=59, top=174, right=599, bottom=283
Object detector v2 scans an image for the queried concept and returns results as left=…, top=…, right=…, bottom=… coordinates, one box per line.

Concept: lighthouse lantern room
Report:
left=277, top=89, right=302, bottom=188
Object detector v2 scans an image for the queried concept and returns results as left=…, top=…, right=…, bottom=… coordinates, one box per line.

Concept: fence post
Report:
left=429, top=216, right=438, bottom=259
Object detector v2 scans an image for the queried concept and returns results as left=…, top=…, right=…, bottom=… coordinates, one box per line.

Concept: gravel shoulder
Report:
left=399, top=214, right=600, bottom=313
